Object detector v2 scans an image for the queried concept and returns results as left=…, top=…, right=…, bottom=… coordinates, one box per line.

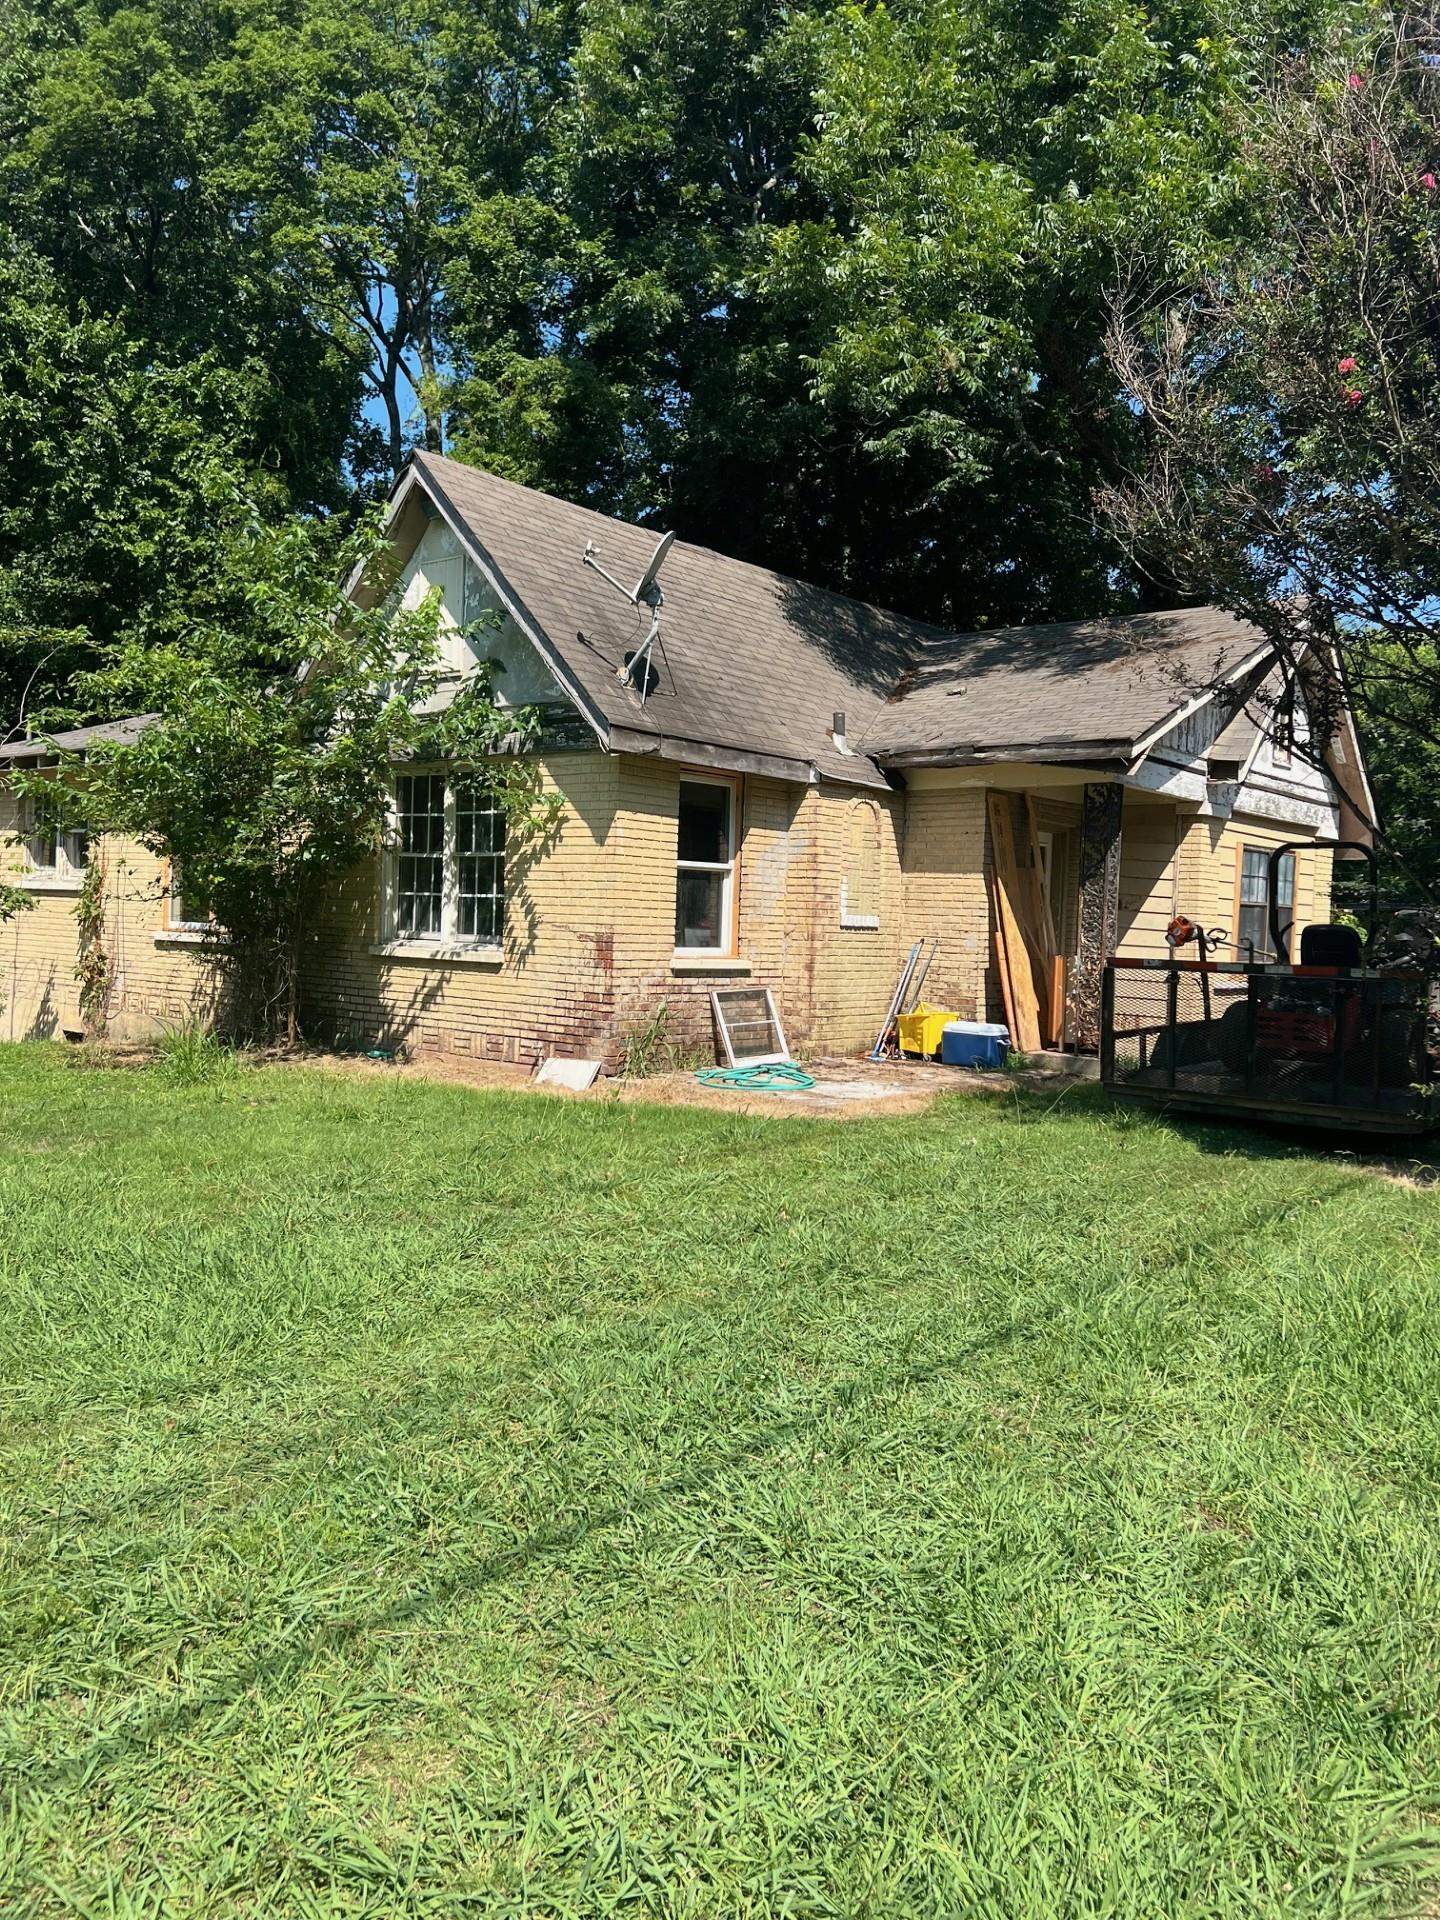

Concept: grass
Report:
left=2, top=1044, right=1440, bottom=1917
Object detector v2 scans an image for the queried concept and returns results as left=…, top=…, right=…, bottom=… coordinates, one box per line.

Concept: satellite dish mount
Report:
left=582, top=528, right=675, bottom=704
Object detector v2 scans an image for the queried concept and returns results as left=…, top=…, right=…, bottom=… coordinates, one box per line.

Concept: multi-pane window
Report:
left=395, top=774, right=447, bottom=937
left=18, top=794, right=86, bottom=880
left=675, top=778, right=735, bottom=951
left=1238, top=847, right=1295, bottom=961
left=455, top=782, right=506, bottom=941
left=391, top=772, right=506, bottom=945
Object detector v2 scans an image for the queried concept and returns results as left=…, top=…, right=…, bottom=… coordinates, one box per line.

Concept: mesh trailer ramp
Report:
left=1101, top=956, right=1437, bottom=1136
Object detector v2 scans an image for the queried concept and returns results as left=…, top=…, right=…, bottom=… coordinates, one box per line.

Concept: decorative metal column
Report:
left=1066, top=781, right=1122, bottom=1051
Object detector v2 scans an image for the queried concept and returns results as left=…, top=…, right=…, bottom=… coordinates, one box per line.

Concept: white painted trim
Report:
left=670, top=952, right=752, bottom=974
left=154, top=927, right=229, bottom=949
left=1127, top=641, right=1274, bottom=765
left=370, top=939, right=504, bottom=966
left=14, top=873, right=83, bottom=895
left=1123, top=757, right=1209, bottom=803
left=674, top=773, right=738, bottom=957
left=408, top=459, right=613, bottom=750
left=839, top=913, right=882, bottom=931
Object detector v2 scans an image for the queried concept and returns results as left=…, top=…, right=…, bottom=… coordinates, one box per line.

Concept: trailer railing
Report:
left=1101, top=957, right=1435, bottom=1130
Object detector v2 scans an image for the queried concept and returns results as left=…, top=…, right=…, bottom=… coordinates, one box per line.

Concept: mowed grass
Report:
left=3, top=1047, right=1440, bottom=1917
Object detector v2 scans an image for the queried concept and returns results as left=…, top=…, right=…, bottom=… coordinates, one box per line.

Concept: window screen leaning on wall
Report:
left=394, top=772, right=507, bottom=943
left=675, top=778, right=735, bottom=950
left=1237, top=847, right=1294, bottom=961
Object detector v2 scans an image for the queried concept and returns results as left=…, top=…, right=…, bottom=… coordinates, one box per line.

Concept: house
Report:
left=0, top=452, right=1373, bottom=1062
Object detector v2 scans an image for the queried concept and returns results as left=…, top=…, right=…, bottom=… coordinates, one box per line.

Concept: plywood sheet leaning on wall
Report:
left=990, top=787, right=1052, bottom=1052
left=986, top=793, right=1044, bottom=1053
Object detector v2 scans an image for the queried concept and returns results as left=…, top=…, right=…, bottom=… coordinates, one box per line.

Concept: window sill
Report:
left=155, top=927, right=227, bottom=948
left=839, top=914, right=881, bottom=931
left=370, top=939, right=504, bottom=967
left=670, top=951, right=752, bottom=975
left=14, top=873, right=84, bottom=895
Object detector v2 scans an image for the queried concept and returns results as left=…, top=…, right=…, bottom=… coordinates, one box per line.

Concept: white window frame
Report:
left=382, top=769, right=507, bottom=954
left=165, top=862, right=213, bottom=935
left=12, top=790, right=88, bottom=891
left=674, top=775, right=737, bottom=957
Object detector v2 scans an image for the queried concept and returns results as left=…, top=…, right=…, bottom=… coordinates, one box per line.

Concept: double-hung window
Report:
left=17, top=792, right=87, bottom=884
left=675, top=778, right=736, bottom=952
left=166, top=864, right=212, bottom=934
left=1237, top=847, right=1295, bottom=962
left=391, top=771, right=507, bottom=946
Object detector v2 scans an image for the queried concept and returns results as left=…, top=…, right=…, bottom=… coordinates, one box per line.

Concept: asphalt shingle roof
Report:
left=414, top=454, right=1268, bottom=787
left=0, top=715, right=158, bottom=763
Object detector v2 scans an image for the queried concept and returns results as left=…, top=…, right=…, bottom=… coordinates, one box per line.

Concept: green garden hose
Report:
left=693, top=1062, right=817, bottom=1093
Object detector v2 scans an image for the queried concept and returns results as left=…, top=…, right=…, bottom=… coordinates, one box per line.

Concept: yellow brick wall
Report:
left=1, top=790, right=220, bottom=1041
left=896, top=784, right=990, bottom=1023
left=301, top=755, right=914, bottom=1064
left=1, top=759, right=1344, bottom=1064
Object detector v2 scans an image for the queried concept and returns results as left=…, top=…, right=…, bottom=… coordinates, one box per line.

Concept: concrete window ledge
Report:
left=17, top=876, right=83, bottom=896
left=839, top=914, right=881, bottom=931
left=154, top=928, right=228, bottom=949
left=670, top=952, right=752, bottom=976
left=370, top=940, right=504, bottom=967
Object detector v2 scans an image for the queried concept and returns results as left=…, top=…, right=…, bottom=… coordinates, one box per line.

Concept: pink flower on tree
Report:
left=1342, top=386, right=1364, bottom=408
left=1421, top=172, right=1437, bottom=190
left=1347, top=71, right=1364, bottom=91
left=1337, top=356, right=1358, bottom=374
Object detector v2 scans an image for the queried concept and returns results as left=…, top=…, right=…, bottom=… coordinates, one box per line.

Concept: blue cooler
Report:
left=941, top=1020, right=1010, bottom=1070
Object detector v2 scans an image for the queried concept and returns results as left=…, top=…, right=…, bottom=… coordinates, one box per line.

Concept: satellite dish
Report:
left=582, top=527, right=675, bottom=703
left=633, top=530, right=675, bottom=608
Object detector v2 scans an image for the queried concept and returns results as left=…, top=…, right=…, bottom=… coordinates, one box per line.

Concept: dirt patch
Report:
left=292, top=1047, right=1021, bottom=1121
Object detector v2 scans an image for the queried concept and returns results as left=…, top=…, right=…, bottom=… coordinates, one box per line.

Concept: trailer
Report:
left=1100, top=843, right=1437, bottom=1136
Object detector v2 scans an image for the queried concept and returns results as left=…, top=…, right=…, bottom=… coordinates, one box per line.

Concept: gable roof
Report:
left=404, top=453, right=1271, bottom=788
left=0, top=715, right=157, bottom=763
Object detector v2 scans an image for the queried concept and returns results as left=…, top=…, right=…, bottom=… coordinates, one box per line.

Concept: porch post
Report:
left=1066, top=781, right=1122, bottom=1051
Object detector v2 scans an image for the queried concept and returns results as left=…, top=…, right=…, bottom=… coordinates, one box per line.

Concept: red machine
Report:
left=1101, top=842, right=1436, bottom=1133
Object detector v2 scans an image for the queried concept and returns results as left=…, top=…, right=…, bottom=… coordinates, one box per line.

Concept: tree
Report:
left=19, top=503, right=555, bottom=1043
left=221, top=0, right=570, bottom=481
left=448, top=0, right=1347, bottom=629
left=0, top=236, right=292, bottom=731
left=1103, top=12, right=1440, bottom=894
left=0, top=0, right=362, bottom=506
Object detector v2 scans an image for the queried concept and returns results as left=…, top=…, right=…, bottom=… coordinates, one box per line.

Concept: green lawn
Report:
left=3, top=1045, right=1440, bottom=1918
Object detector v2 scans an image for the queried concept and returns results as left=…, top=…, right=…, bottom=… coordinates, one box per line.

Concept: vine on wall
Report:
left=74, top=856, right=110, bottom=1037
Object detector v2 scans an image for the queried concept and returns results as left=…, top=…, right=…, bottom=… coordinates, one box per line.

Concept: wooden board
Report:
left=990, top=817, right=1044, bottom=1052
left=987, top=795, right=1044, bottom=1052
left=988, top=869, right=1019, bottom=1042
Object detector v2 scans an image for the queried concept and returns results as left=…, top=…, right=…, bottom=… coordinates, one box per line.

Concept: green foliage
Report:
left=617, top=999, right=711, bottom=1076
left=450, top=0, right=1348, bottom=626
left=4, top=1047, right=1440, bottom=1912
left=151, top=1021, right=248, bottom=1087
left=72, top=854, right=108, bottom=1038
left=0, top=881, right=33, bottom=924
left=1105, top=17, right=1440, bottom=903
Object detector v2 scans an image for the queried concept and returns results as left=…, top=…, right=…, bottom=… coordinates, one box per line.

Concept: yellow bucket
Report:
left=897, top=1004, right=961, bottom=1059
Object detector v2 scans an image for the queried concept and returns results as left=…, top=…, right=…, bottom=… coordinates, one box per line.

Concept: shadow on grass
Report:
left=20, top=1311, right=1049, bottom=1793
left=978, top=1077, right=1440, bottom=1180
